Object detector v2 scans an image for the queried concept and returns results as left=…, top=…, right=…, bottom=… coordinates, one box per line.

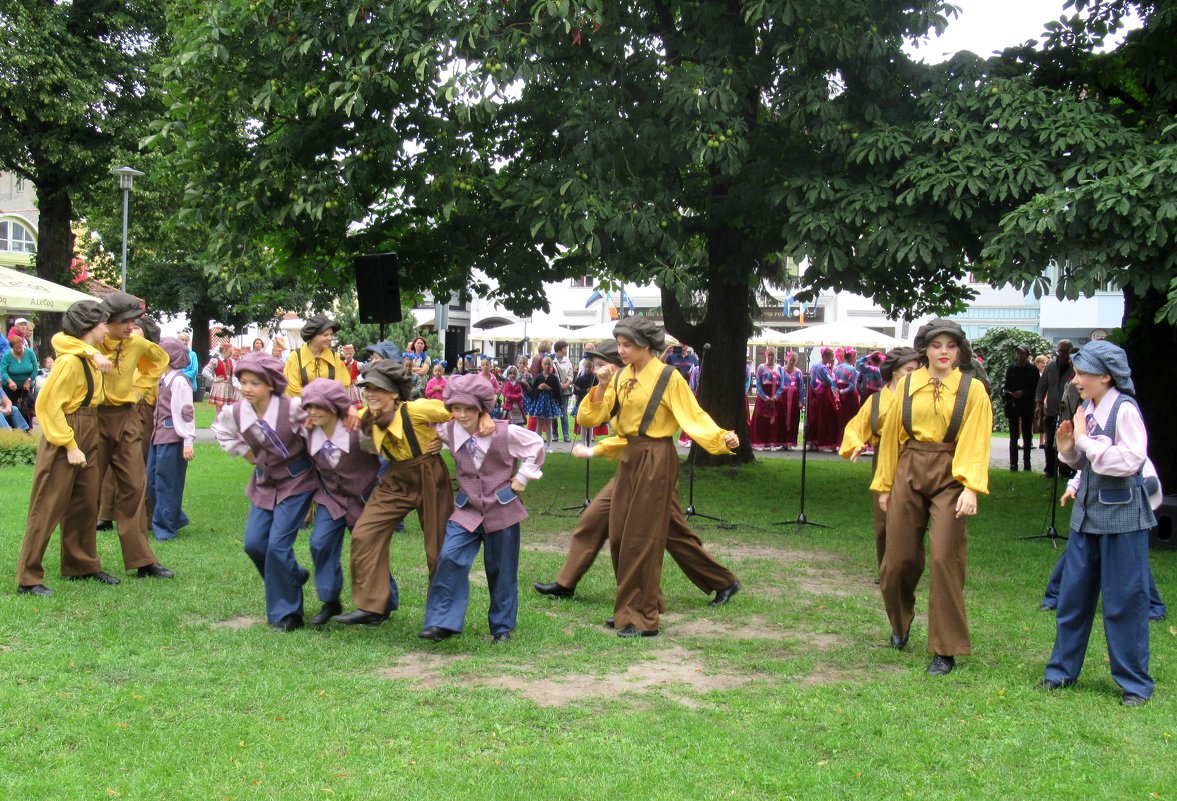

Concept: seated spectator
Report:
left=0, top=389, right=31, bottom=433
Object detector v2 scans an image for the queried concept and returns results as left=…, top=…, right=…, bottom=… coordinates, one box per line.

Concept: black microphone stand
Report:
left=775, top=372, right=828, bottom=530
left=682, top=343, right=735, bottom=529
left=561, top=408, right=593, bottom=514
left=1020, top=438, right=1067, bottom=547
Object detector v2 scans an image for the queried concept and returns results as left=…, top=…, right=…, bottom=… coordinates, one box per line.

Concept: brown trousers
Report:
left=16, top=409, right=104, bottom=585
left=880, top=441, right=971, bottom=656
left=99, top=401, right=153, bottom=521
left=94, top=404, right=159, bottom=570
left=608, top=437, right=686, bottom=632
left=349, top=452, right=453, bottom=613
left=556, top=475, right=737, bottom=597
left=871, top=492, right=887, bottom=569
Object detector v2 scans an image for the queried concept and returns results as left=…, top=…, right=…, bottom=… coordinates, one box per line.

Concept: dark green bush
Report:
left=973, top=328, right=1055, bottom=432
left=0, top=429, right=39, bottom=467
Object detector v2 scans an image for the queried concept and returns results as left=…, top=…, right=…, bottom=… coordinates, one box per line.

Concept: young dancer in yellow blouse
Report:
left=839, top=346, right=920, bottom=569
left=284, top=314, right=352, bottom=397
left=575, top=318, right=739, bottom=637
left=871, top=320, right=991, bottom=676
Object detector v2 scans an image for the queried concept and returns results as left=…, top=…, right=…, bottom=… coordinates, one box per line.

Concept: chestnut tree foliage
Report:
left=159, top=0, right=1177, bottom=470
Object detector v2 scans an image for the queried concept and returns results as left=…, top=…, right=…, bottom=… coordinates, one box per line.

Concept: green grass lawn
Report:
left=1, top=448, right=1173, bottom=799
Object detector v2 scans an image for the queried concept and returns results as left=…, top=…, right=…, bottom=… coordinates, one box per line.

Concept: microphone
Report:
left=703, top=343, right=711, bottom=351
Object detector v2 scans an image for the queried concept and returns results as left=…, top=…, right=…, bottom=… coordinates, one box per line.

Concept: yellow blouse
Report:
left=51, top=332, right=169, bottom=407
left=134, top=368, right=159, bottom=405
left=838, top=386, right=896, bottom=460
left=35, top=350, right=107, bottom=450
left=870, top=368, right=992, bottom=495
left=284, top=346, right=352, bottom=397
left=578, top=358, right=733, bottom=456
left=363, top=398, right=450, bottom=462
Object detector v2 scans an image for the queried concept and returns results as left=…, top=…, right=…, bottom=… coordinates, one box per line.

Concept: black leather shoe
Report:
left=1039, top=603, right=1056, bottom=612
left=333, top=609, right=388, bottom=626
left=309, top=600, right=342, bottom=627
left=1122, top=693, right=1150, bottom=707
left=1150, top=612, right=1167, bottom=622
left=137, top=563, right=175, bottom=579
left=17, top=584, right=52, bottom=596
left=927, top=655, right=955, bottom=676
left=710, top=580, right=741, bottom=606
left=604, top=617, right=615, bottom=628
left=533, top=581, right=574, bottom=598
left=69, top=571, right=121, bottom=585
left=1035, top=678, right=1074, bottom=691
left=616, top=626, right=658, bottom=638
left=889, top=628, right=910, bottom=649
left=271, top=615, right=303, bottom=632
left=1009, top=464, right=1019, bottom=472
left=96, top=519, right=114, bottom=531
left=492, top=632, right=511, bottom=644
left=418, top=626, right=454, bottom=642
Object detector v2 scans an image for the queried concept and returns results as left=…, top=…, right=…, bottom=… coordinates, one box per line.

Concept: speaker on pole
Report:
left=354, top=253, right=402, bottom=325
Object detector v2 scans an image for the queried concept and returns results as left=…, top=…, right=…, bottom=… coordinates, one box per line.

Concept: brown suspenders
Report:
left=901, top=372, right=973, bottom=443
left=869, top=390, right=882, bottom=439
left=297, top=350, right=335, bottom=387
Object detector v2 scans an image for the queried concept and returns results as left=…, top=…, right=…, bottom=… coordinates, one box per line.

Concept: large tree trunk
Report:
left=32, top=177, right=74, bottom=363
left=190, top=297, right=218, bottom=373
left=661, top=242, right=755, bottom=466
left=1121, top=284, right=1176, bottom=490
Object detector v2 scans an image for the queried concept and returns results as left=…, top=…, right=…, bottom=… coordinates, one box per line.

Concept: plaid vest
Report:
left=1070, top=394, right=1157, bottom=535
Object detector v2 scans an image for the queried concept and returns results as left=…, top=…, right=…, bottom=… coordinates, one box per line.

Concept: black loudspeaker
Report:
left=354, top=253, right=402, bottom=325
left=1150, top=495, right=1177, bottom=551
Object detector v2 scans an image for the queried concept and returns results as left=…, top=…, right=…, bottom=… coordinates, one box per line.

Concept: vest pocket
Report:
left=1098, top=487, right=1134, bottom=505
left=495, top=486, right=517, bottom=505
left=454, top=490, right=469, bottom=508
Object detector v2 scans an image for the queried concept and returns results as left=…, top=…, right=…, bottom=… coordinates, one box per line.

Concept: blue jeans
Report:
left=0, top=404, right=30, bottom=431
left=308, top=505, right=399, bottom=611
left=244, top=492, right=314, bottom=624
left=1044, top=528, right=1154, bottom=698
left=147, top=442, right=190, bottom=540
left=1042, top=540, right=1166, bottom=620
left=423, top=520, right=520, bottom=635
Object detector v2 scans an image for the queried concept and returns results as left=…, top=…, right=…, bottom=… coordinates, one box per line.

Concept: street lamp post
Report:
left=110, top=166, right=145, bottom=291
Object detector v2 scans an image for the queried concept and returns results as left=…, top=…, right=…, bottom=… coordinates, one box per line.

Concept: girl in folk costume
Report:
left=205, top=341, right=239, bottom=412
left=535, top=338, right=740, bottom=608
left=425, top=361, right=448, bottom=400
left=333, top=361, right=493, bottom=627
left=838, top=347, right=920, bottom=569
left=856, top=351, right=886, bottom=403
left=807, top=347, right=841, bottom=452
left=212, top=353, right=319, bottom=632
left=477, top=355, right=500, bottom=393
left=16, top=301, right=116, bottom=596
left=780, top=352, right=804, bottom=450
left=284, top=314, right=352, bottom=397
left=1038, top=340, right=1162, bottom=706
left=298, top=379, right=386, bottom=628
left=418, top=374, right=546, bottom=643
left=528, top=355, right=563, bottom=452
left=872, top=320, right=992, bottom=676
left=501, top=365, right=527, bottom=426
left=834, top=347, right=862, bottom=432
left=575, top=318, right=740, bottom=637
left=147, top=338, right=197, bottom=541
left=750, top=347, right=785, bottom=450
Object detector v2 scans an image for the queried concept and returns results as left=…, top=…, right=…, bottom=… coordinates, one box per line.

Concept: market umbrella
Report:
left=0, top=265, right=94, bottom=313
left=774, top=321, right=905, bottom=349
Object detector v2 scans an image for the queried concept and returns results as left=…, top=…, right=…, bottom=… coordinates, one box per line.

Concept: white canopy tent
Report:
left=773, top=321, right=906, bottom=349
left=747, top=327, right=797, bottom=346
left=562, top=319, right=680, bottom=345
left=0, top=265, right=93, bottom=313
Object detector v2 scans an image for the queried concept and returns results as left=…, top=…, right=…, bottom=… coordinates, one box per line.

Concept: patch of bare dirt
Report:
left=377, top=651, right=468, bottom=689
left=521, top=535, right=573, bottom=554
left=476, top=644, right=753, bottom=707
left=209, top=615, right=259, bottom=630
left=664, top=614, right=848, bottom=648
left=708, top=542, right=842, bottom=563
left=791, top=567, right=873, bottom=598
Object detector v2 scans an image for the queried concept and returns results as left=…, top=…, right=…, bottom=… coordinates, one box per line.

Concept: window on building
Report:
left=0, top=220, right=37, bottom=253
left=570, top=275, right=593, bottom=288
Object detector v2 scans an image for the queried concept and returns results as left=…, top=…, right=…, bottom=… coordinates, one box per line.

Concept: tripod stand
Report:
left=1019, top=444, right=1068, bottom=548
left=560, top=423, right=593, bottom=515
left=775, top=372, right=828, bottom=529
left=678, top=343, right=735, bottom=529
